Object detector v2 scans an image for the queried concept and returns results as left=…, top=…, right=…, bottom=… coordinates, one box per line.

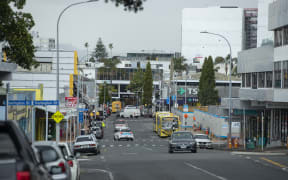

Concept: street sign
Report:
left=78, top=108, right=88, bottom=112
left=52, top=111, right=64, bottom=123
left=183, top=104, right=189, bottom=112
left=8, top=100, right=32, bottom=106
left=79, top=112, right=84, bottom=123
left=178, top=88, right=185, bottom=95
left=166, top=97, right=170, bottom=104
left=90, top=112, right=94, bottom=117
left=65, top=97, right=77, bottom=107
left=33, top=100, right=59, bottom=106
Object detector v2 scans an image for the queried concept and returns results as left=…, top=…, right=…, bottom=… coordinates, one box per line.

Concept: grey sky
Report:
left=23, top=0, right=257, bottom=56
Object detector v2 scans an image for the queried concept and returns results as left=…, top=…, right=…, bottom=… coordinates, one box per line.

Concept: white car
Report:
left=114, top=120, right=129, bottom=132
left=114, top=128, right=134, bottom=141
left=74, top=135, right=101, bottom=155
left=120, top=108, right=141, bottom=118
left=58, top=142, right=80, bottom=180
left=194, top=134, right=213, bottom=149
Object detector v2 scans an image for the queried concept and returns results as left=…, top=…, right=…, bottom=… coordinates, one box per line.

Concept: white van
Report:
left=120, top=107, right=141, bottom=118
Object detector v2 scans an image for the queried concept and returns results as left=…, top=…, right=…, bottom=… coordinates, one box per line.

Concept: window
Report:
left=258, top=72, right=265, bottom=88
left=284, top=26, right=288, bottom=45
left=274, top=29, right=283, bottom=47
left=246, top=73, right=251, bottom=87
left=242, top=74, right=246, bottom=87
left=125, top=64, right=131, bottom=67
left=274, top=62, right=281, bottom=88
left=252, top=72, right=257, bottom=89
left=283, top=61, right=288, bottom=88
left=266, top=72, right=272, bottom=88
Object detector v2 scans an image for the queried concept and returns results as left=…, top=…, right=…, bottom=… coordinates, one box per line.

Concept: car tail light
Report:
left=89, top=144, right=96, bottom=147
left=67, top=160, right=73, bottom=167
left=120, top=132, right=123, bottom=134
left=16, top=171, right=30, bottom=180
left=58, top=162, right=66, bottom=173
left=74, top=145, right=80, bottom=148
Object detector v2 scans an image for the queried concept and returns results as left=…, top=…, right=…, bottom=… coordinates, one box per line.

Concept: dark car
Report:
left=0, top=120, right=52, bottom=180
left=91, top=126, right=103, bottom=139
left=168, top=131, right=197, bottom=153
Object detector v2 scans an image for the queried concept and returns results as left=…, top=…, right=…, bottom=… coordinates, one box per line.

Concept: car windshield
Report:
left=172, top=133, right=193, bottom=140
left=76, top=137, right=92, bottom=142
left=120, top=129, right=131, bottom=132
left=194, top=135, right=209, bottom=139
left=35, top=146, right=59, bottom=163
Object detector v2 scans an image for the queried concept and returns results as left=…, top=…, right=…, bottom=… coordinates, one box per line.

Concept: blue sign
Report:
left=78, top=108, right=88, bottom=112
left=166, top=98, right=170, bottom=104
left=33, top=100, right=59, bottom=106
left=8, top=100, right=32, bottom=106
left=172, top=95, right=176, bottom=101
left=79, top=112, right=84, bottom=123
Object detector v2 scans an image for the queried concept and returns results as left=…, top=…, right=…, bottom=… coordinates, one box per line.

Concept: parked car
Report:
left=114, top=128, right=134, bottom=141
left=194, top=134, right=213, bottom=149
left=120, top=108, right=141, bottom=118
left=168, top=131, right=197, bottom=153
left=0, top=120, right=52, bottom=180
left=58, top=142, right=80, bottom=180
left=33, top=141, right=72, bottom=180
left=73, top=135, right=100, bottom=155
left=90, top=126, right=103, bottom=139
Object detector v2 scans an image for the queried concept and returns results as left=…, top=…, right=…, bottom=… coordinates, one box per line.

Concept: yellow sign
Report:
left=90, top=112, right=94, bottom=117
left=52, top=111, right=64, bottom=123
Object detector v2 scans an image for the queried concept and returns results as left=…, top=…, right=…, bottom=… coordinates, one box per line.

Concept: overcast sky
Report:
left=23, top=0, right=257, bottom=56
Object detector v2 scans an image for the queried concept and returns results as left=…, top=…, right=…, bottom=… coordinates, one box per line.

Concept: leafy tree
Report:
left=198, top=56, right=218, bottom=106
left=128, top=67, right=144, bottom=104
left=93, top=38, right=108, bottom=61
left=143, top=61, right=153, bottom=106
left=98, top=82, right=111, bottom=105
left=0, top=0, right=38, bottom=70
left=89, top=57, right=96, bottom=63
left=108, top=43, right=113, bottom=57
left=105, top=0, right=145, bottom=12
left=214, top=56, right=225, bottom=65
left=172, top=56, right=187, bottom=73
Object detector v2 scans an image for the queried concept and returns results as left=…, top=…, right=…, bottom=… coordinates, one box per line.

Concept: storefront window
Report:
left=258, top=72, right=265, bottom=88
left=246, top=73, right=251, bottom=87
left=274, top=62, right=281, bottom=88
left=266, top=72, right=272, bottom=88
left=242, top=73, right=245, bottom=87
left=252, top=72, right=257, bottom=89
left=283, top=61, right=288, bottom=88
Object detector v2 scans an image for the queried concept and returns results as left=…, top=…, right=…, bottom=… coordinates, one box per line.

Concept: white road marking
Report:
left=77, top=159, right=91, bottom=161
left=127, top=144, right=131, bottom=147
left=152, top=144, right=156, bottom=147
left=110, top=145, right=114, bottom=147
left=143, top=147, right=153, bottom=151
left=102, top=145, right=106, bottom=148
left=245, top=156, right=251, bottom=159
left=84, top=169, right=114, bottom=180
left=118, top=144, right=122, bottom=147
left=135, top=144, right=139, bottom=146
left=185, top=162, right=227, bottom=180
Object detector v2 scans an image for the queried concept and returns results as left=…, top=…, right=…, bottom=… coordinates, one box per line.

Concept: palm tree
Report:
left=108, top=43, right=113, bottom=58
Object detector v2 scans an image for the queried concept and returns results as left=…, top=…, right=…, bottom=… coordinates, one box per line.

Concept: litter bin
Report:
left=246, top=139, right=255, bottom=150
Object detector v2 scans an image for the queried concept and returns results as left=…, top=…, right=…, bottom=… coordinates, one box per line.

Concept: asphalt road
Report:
left=79, top=115, right=288, bottom=180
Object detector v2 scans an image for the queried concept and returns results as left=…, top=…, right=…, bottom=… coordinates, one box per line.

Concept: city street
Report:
left=79, top=115, right=288, bottom=180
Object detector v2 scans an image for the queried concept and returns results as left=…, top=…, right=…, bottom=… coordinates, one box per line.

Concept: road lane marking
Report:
left=110, top=145, right=114, bottom=147
left=118, top=144, right=123, bottom=147
left=84, top=168, right=114, bottom=180
left=127, top=144, right=131, bottom=147
left=135, top=144, right=139, bottom=146
left=152, top=144, right=156, bottom=147
left=143, top=147, right=153, bottom=151
left=260, top=157, right=287, bottom=168
left=185, top=162, right=227, bottom=180
left=102, top=145, right=106, bottom=148
left=77, top=159, right=91, bottom=161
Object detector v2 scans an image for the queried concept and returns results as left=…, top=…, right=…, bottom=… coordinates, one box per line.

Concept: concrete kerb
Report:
left=231, top=151, right=288, bottom=156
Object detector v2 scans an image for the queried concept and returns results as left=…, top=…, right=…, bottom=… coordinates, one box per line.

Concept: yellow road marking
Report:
left=260, top=157, right=287, bottom=168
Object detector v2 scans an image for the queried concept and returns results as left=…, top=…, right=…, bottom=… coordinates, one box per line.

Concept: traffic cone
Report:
left=228, top=138, right=232, bottom=149
left=234, top=138, right=238, bottom=149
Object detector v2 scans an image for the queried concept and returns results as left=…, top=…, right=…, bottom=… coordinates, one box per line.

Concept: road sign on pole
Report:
left=52, top=111, right=64, bottom=123
left=8, top=100, right=32, bottom=106
left=34, top=100, right=59, bottom=106
left=79, top=112, right=84, bottom=123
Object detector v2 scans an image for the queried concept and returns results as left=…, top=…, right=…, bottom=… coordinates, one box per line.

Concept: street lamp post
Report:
left=56, top=0, right=98, bottom=143
left=200, top=31, right=233, bottom=148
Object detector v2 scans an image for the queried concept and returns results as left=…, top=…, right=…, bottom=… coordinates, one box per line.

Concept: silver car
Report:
left=33, top=141, right=72, bottom=180
left=58, top=143, right=80, bottom=180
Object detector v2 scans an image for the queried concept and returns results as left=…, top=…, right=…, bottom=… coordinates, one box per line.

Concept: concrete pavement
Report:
left=79, top=115, right=288, bottom=180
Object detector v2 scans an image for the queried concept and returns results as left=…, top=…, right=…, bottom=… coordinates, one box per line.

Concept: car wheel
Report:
left=191, top=149, right=197, bottom=153
left=131, top=138, right=134, bottom=141
left=98, top=150, right=101, bottom=154
left=130, top=115, right=133, bottom=118
left=169, top=149, right=173, bottom=153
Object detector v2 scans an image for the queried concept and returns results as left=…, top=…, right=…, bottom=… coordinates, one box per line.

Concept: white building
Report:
left=181, top=7, right=243, bottom=70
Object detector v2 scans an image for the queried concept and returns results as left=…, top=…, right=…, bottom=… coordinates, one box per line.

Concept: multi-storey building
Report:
left=242, top=8, right=258, bottom=50
left=237, top=0, right=288, bottom=147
